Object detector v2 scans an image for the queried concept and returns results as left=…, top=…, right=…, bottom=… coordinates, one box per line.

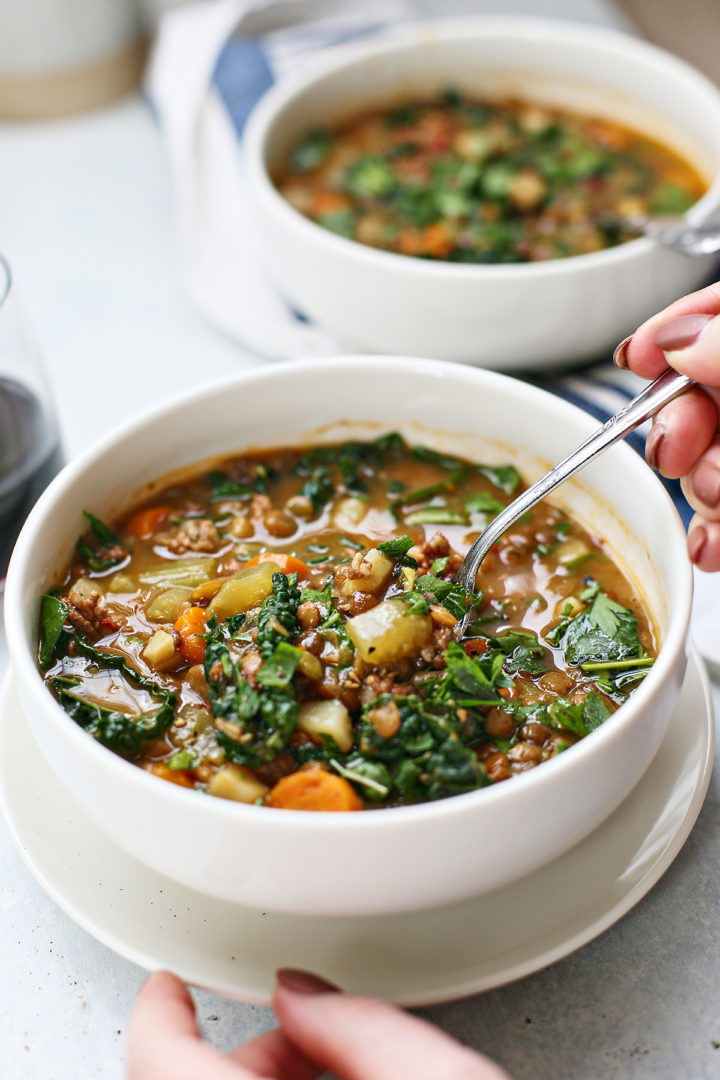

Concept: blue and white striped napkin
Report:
left=147, top=0, right=720, bottom=665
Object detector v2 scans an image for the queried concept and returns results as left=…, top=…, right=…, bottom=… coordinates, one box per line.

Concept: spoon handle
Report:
left=455, top=367, right=693, bottom=597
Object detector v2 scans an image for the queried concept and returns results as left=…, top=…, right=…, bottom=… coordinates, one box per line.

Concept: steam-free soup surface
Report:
left=39, top=434, right=657, bottom=810
left=276, top=93, right=705, bottom=262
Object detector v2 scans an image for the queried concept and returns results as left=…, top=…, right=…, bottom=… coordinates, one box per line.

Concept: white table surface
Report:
left=1, top=92, right=720, bottom=1080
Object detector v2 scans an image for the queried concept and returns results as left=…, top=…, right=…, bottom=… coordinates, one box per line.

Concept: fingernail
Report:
left=688, top=525, right=708, bottom=564
left=613, top=334, right=633, bottom=368
left=652, top=313, right=714, bottom=352
left=646, top=423, right=665, bottom=471
left=276, top=969, right=340, bottom=994
left=691, top=461, right=720, bottom=507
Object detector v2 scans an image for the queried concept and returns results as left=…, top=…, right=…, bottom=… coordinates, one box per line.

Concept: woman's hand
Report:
left=125, top=969, right=511, bottom=1080
left=615, top=280, right=720, bottom=571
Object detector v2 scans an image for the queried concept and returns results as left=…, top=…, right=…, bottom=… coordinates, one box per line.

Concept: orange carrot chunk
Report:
left=149, top=762, right=195, bottom=788
left=266, top=768, right=363, bottom=812
left=124, top=505, right=174, bottom=539
left=174, top=606, right=208, bottom=663
left=242, top=552, right=311, bottom=577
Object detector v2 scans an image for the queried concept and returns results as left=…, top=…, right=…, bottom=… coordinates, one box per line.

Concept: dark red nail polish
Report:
left=691, top=462, right=720, bottom=508
left=613, top=334, right=633, bottom=368
left=646, top=424, right=664, bottom=470
left=688, top=525, right=708, bottom=564
left=276, top=969, right=340, bottom=994
left=652, top=313, right=714, bottom=352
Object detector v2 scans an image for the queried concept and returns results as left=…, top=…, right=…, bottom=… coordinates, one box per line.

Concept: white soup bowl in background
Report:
left=244, top=17, right=720, bottom=370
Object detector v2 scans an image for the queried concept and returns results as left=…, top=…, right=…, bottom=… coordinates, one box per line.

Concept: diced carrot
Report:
left=418, top=222, right=453, bottom=257
left=397, top=227, right=423, bottom=256
left=312, top=190, right=352, bottom=215
left=266, top=768, right=363, bottom=812
left=124, top=505, right=173, bottom=539
left=174, top=606, right=208, bottom=663
left=242, top=552, right=310, bottom=577
left=462, top=639, right=487, bottom=657
left=149, top=762, right=195, bottom=788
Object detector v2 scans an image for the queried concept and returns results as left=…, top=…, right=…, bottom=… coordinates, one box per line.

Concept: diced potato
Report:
left=346, top=598, right=432, bottom=664
left=208, top=560, right=276, bottom=618
left=108, top=572, right=136, bottom=593
left=555, top=538, right=591, bottom=568
left=207, top=764, right=268, bottom=804
left=331, top=496, right=367, bottom=532
left=554, top=595, right=585, bottom=619
left=146, top=586, right=193, bottom=622
left=72, top=576, right=103, bottom=599
left=297, top=700, right=353, bottom=753
left=142, top=628, right=181, bottom=671
left=296, top=650, right=324, bottom=681
left=139, top=558, right=215, bottom=589
left=339, top=549, right=393, bottom=597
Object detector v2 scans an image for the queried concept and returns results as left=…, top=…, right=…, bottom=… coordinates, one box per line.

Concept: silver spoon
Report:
left=454, top=367, right=693, bottom=637
left=603, top=214, right=720, bottom=257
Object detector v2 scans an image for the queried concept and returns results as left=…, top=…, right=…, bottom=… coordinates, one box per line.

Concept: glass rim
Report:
left=0, top=253, right=11, bottom=308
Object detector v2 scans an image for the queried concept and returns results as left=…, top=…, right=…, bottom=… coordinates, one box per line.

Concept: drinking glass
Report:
left=0, top=254, right=64, bottom=587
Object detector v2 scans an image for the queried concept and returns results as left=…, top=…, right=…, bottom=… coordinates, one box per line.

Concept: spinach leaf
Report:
left=39, top=594, right=68, bottom=666
left=52, top=676, right=173, bottom=752
left=74, top=635, right=177, bottom=707
left=551, top=591, right=641, bottom=665
left=478, top=464, right=522, bottom=495
left=290, top=130, right=334, bottom=172
left=76, top=511, right=126, bottom=572
left=414, top=574, right=475, bottom=621
left=378, top=534, right=418, bottom=569
left=464, top=492, right=506, bottom=517
left=257, top=642, right=303, bottom=688
left=299, top=466, right=334, bottom=513
left=485, top=630, right=546, bottom=676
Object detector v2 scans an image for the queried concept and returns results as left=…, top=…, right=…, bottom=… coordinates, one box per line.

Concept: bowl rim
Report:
left=4, top=356, right=693, bottom=834
left=243, top=14, right=720, bottom=280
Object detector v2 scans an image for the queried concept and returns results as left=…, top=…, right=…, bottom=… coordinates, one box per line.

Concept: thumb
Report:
left=653, top=313, right=720, bottom=386
left=272, top=969, right=511, bottom=1080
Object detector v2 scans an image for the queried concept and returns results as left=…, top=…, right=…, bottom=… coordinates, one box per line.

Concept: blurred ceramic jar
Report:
left=0, top=0, right=147, bottom=118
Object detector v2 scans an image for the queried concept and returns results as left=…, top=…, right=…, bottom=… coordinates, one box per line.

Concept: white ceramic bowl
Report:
left=244, top=17, right=720, bottom=370
left=4, top=358, right=691, bottom=916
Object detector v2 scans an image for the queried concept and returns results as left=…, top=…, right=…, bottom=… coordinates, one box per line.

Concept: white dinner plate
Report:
left=0, top=652, right=713, bottom=1007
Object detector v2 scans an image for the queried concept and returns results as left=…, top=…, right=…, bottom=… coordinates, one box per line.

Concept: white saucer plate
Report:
left=0, top=651, right=713, bottom=1007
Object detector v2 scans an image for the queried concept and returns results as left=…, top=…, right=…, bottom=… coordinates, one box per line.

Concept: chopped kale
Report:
left=52, top=675, right=173, bottom=753
left=290, top=130, right=334, bottom=172
left=204, top=614, right=299, bottom=767
left=76, top=511, right=126, bottom=572
left=299, top=466, right=335, bottom=514
left=478, top=464, right=522, bottom=495
left=377, top=534, right=418, bottom=569
left=39, top=594, right=69, bottom=666
left=256, top=572, right=302, bottom=657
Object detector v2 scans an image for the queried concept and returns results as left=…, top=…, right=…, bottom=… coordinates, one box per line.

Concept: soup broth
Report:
left=38, top=434, right=657, bottom=810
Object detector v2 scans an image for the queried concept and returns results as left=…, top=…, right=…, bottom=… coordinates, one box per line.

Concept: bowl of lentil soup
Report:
left=244, top=18, right=720, bottom=368
left=5, top=358, right=691, bottom=915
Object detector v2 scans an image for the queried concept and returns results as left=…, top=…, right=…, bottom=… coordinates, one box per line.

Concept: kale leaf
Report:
left=256, top=572, right=302, bottom=657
